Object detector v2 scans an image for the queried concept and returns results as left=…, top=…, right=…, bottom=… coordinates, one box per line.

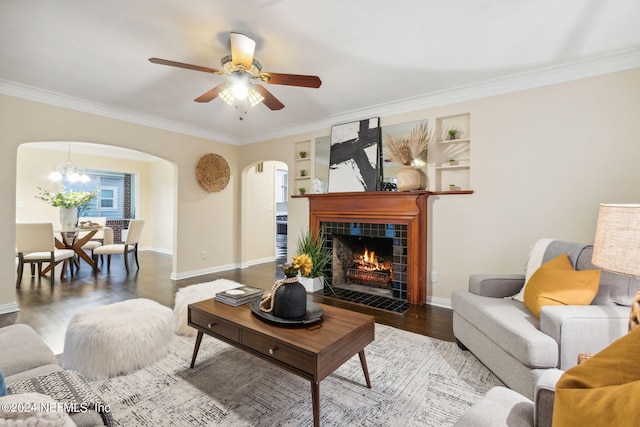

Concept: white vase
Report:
left=298, top=276, right=324, bottom=292
left=59, top=207, right=78, bottom=230
left=396, top=165, right=427, bottom=191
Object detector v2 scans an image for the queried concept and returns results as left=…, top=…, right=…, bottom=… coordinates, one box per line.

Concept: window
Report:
left=65, top=171, right=135, bottom=219
left=100, top=186, right=118, bottom=210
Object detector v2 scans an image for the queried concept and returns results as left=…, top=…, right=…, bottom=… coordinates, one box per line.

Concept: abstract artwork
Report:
left=328, top=117, right=382, bottom=192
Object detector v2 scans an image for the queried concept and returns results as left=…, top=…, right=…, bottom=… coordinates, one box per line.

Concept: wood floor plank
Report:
left=2, top=251, right=453, bottom=354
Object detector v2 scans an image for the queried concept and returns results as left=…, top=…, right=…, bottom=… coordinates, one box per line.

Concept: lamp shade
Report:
left=592, top=204, right=640, bottom=276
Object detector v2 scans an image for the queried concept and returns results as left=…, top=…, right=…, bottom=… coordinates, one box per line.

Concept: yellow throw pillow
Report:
left=553, top=326, right=640, bottom=426
left=523, top=253, right=600, bottom=318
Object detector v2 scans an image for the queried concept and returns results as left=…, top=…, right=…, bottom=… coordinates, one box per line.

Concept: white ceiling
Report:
left=2, top=0, right=639, bottom=146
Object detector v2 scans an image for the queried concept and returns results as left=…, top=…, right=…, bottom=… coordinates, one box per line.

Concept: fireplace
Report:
left=323, top=223, right=406, bottom=299
left=303, top=191, right=429, bottom=304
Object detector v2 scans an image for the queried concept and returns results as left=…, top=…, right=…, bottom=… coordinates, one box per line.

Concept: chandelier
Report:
left=48, top=143, right=90, bottom=183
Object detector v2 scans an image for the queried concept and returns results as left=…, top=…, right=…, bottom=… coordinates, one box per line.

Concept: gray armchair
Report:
left=451, top=239, right=638, bottom=399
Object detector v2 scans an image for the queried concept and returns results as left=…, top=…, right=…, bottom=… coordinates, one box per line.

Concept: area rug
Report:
left=89, top=324, right=503, bottom=426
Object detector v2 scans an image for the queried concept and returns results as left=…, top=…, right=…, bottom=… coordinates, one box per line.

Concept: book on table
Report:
left=214, top=286, right=264, bottom=306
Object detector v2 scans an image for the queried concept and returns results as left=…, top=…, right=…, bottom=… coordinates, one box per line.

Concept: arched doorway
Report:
left=16, top=141, right=176, bottom=259
left=241, top=160, right=288, bottom=266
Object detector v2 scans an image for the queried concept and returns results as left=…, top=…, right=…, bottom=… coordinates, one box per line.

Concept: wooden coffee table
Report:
left=188, top=298, right=375, bottom=427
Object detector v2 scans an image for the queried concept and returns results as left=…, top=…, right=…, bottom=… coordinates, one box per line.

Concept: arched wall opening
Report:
left=16, top=141, right=176, bottom=262
left=240, top=160, right=288, bottom=267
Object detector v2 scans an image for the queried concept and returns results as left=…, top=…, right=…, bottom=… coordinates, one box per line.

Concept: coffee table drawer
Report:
left=190, top=310, right=240, bottom=342
left=241, top=329, right=315, bottom=373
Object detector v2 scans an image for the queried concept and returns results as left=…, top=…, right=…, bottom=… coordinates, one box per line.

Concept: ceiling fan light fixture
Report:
left=219, top=86, right=235, bottom=106
left=247, top=87, right=265, bottom=107
left=231, top=81, right=249, bottom=100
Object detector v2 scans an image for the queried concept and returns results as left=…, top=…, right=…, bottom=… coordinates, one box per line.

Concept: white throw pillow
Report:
left=513, top=238, right=554, bottom=302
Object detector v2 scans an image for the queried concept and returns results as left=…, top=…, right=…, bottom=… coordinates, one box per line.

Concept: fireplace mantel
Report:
left=300, top=191, right=429, bottom=305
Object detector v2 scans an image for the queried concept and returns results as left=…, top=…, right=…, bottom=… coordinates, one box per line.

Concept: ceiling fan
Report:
left=149, top=32, right=321, bottom=112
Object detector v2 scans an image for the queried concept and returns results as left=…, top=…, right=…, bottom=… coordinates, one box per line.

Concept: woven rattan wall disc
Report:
left=195, top=153, right=230, bottom=192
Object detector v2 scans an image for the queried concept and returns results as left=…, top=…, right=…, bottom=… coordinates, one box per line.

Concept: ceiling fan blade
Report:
left=258, top=72, right=321, bottom=88
left=230, top=32, right=256, bottom=70
left=254, top=85, right=284, bottom=110
left=194, top=83, right=229, bottom=102
left=149, top=58, right=223, bottom=75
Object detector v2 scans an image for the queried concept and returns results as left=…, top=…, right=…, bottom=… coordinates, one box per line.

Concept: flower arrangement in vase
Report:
left=36, top=186, right=98, bottom=229
left=36, top=186, right=97, bottom=208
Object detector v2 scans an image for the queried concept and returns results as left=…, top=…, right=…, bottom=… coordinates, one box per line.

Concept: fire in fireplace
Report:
left=346, top=248, right=393, bottom=288
left=332, top=234, right=394, bottom=294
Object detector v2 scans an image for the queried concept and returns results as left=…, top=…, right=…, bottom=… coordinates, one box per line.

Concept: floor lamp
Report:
left=592, top=203, right=640, bottom=329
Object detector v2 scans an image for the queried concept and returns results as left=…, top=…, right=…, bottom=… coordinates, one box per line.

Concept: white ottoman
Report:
left=63, top=298, right=175, bottom=380
left=173, top=279, right=243, bottom=336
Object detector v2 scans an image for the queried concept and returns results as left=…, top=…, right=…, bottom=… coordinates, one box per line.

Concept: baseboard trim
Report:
left=0, top=302, right=20, bottom=315
left=141, top=246, right=172, bottom=255
left=170, top=257, right=277, bottom=281
left=240, top=256, right=276, bottom=269
left=170, top=263, right=241, bottom=280
left=427, top=296, right=452, bottom=310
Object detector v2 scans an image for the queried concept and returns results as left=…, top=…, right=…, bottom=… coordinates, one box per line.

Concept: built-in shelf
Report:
left=433, top=113, right=472, bottom=192
left=293, top=140, right=312, bottom=195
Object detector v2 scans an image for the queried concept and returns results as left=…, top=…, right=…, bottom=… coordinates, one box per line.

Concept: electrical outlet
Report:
left=201, top=250, right=207, bottom=260
left=430, top=271, right=438, bottom=283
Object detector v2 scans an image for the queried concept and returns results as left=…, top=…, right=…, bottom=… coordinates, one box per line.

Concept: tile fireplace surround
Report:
left=301, top=191, right=429, bottom=305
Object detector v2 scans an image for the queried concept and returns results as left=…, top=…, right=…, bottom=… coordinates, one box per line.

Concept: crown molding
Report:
left=0, top=80, right=240, bottom=145
left=238, top=48, right=640, bottom=144
left=2, top=49, right=639, bottom=147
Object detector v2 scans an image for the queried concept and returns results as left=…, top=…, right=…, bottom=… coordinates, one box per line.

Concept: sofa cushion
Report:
left=523, top=254, right=600, bottom=318
left=575, top=246, right=640, bottom=306
left=553, top=326, right=640, bottom=426
left=452, top=290, right=558, bottom=368
left=5, top=364, right=62, bottom=386
left=0, top=324, right=58, bottom=377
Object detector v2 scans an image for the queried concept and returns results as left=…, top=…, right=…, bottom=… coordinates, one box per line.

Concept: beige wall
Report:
left=16, top=145, right=173, bottom=253
left=1, top=95, right=240, bottom=309
left=242, top=68, right=640, bottom=307
left=244, top=161, right=276, bottom=263
left=2, top=68, right=639, bottom=311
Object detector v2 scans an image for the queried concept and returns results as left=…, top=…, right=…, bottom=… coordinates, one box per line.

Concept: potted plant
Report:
left=298, top=187, right=306, bottom=195
left=448, top=128, right=459, bottom=140
left=299, top=151, right=307, bottom=159
left=295, top=228, right=332, bottom=292
left=36, top=186, right=97, bottom=229
left=300, top=169, right=307, bottom=177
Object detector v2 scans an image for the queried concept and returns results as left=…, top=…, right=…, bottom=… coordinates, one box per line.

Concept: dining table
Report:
left=43, top=227, right=111, bottom=274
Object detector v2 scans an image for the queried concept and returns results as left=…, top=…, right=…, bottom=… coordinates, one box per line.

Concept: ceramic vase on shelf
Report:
left=396, top=165, right=427, bottom=191
left=273, top=276, right=307, bottom=320
left=59, top=207, right=78, bottom=230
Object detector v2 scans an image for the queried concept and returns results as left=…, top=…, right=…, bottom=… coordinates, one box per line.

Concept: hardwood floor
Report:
left=1, top=251, right=454, bottom=354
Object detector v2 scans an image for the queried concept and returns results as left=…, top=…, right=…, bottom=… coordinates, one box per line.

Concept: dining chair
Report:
left=92, top=219, right=145, bottom=273
left=78, top=216, right=111, bottom=264
left=16, top=223, right=75, bottom=288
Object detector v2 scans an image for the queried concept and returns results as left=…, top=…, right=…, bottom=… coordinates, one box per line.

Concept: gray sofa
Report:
left=452, top=240, right=639, bottom=399
left=454, top=368, right=563, bottom=427
left=0, top=324, right=109, bottom=426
